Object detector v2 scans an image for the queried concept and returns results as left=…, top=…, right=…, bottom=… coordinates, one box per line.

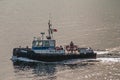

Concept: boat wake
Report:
left=11, top=56, right=39, bottom=63
left=97, top=58, right=120, bottom=63
left=94, top=50, right=109, bottom=54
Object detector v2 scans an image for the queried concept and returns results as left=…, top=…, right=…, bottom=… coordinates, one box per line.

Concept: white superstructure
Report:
left=32, top=20, right=65, bottom=54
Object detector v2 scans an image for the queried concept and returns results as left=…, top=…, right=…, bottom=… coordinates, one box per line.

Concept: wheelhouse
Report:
left=32, top=39, right=56, bottom=50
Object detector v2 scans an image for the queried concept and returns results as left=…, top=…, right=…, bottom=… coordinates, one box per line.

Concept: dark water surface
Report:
left=0, top=0, right=120, bottom=80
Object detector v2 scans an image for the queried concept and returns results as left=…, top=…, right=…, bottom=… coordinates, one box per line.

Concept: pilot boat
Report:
left=12, top=20, right=96, bottom=62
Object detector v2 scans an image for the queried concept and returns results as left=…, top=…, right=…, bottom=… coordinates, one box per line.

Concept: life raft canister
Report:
left=56, top=46, right=63, bottom=50
left=56, top=46, right=61, bottom=50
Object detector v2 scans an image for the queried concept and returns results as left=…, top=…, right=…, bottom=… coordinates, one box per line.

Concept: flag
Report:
left=52, top=29, right=57, bottom=32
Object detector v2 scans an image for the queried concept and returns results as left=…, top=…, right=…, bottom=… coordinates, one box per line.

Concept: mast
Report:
left=47, top=20, right=53, bottom=40
left=47, top=18, right=57, bottom=40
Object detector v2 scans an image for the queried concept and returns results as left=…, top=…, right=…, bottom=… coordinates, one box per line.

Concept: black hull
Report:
left=13, top=48, right=97, bottom=62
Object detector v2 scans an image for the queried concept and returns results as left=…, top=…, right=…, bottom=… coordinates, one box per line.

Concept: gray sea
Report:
left=0, top=0, right=120, bottom=80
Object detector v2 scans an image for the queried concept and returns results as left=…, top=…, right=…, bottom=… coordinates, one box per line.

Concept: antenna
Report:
left=41, top=32, right=45, bottom=40
left=49, top=13, right=52, bottom=21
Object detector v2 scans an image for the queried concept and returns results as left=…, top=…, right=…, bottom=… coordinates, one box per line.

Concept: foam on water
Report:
left=11, top=56, right=69, bottom=64
left=12, top=56, right=120, bottom=63
left=94, top=50, right=109, bottom=54
left=11, top=56, right=97, bottom=64
left=97, top=58, right=120, bottom=63
left=107, top=46, right=120, bottom=52
left=95, top=50, right=120, bottom=62
left=11, top=56, right=39, bottom=63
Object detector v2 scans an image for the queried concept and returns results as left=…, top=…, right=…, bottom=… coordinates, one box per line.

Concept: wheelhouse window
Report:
left=42, top=41, right=50, bottom=47
left=32, top=40, right=42, bottom=47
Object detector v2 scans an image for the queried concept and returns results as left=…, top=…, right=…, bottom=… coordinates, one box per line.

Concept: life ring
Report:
left=66, top=46, right=70, bottom=51
left=73, top=46, right=78, bottom=51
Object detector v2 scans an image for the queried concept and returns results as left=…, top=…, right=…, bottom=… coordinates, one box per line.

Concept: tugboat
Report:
left=12, top=20, right=96, bottom=62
